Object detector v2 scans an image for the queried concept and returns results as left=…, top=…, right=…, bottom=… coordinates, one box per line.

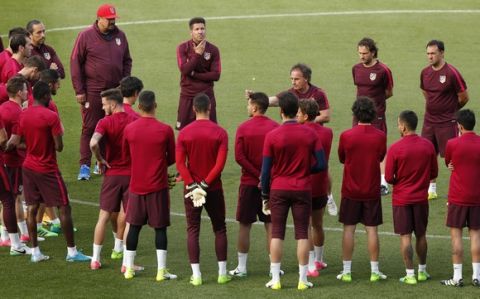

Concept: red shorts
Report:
left=5, top=166, right=22, bottom=195
left=270, top=190, right=311, bottom=240
left=22, top=167, right=69, bottom=207
left=446, top=203, right=480, bottom=229
left=421, top=121, right=457, bottom=157
left=393, top=203, right=429, bottom=236
left=312, top=195, right=328, bottom=210
left=99, top=175, right=130, bottom=213
left=339, top=198, right=383, bottom=226
left=353, top=116, right=387, bottom=133
left=126, top=189, right=170, bottom=228
left=236, top=184, right=271, bottom=224
left=176, top=91, right=217, bottom=130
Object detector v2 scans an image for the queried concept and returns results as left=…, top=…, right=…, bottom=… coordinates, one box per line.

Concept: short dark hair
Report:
left=298, top=99, right=319, bottom=121
left=10, top=34, right=28, bottom=53
left=189, top=17, right=205, bottom=29
left=39, top=69, right=59, bottom=85
left=193, top=93, right=210, bottom=113
left=398, top=110, right=418, bottom=131
left=119, top=76, right=144, bottom=97
left=24, top=55, right=47, bottom=71
left=249, top=92, right=269, bottom=114
left=26, top=20, right=42, bottom=34
left=358, top=37, right=378, bottom=58
left=352, top=96, right=376, bottom=123
left=426, top=40, right=445, bottom=52
left=100, top=88, right=123, bottom=104
left=138, top=90, right=156, bottom=113
left=290, top=63, right=312, bottom=83
left=32, top=81, right=51, bottom=103
left=457, top=109, right=475, bottom=131
left=8, top=27, right=29, bottom=39
left=6, top=75, right=28, bottom=98
left=278, top=91, right=299, bottom=118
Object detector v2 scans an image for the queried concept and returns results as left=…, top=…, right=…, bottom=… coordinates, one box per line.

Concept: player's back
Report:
left=305, top=122, right=333, bottom=197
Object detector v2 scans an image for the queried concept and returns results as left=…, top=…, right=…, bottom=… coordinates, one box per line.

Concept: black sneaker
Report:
left=381, top=185, right=389, bottom=196
left=440, top=278, right=463, bottom=287
left=473, top=278, right=480, bottom=287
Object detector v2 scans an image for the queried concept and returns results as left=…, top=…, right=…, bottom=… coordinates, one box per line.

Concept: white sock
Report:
left=0, top=225, right=8, bottom=241
left=32, top=246, right=41, bottom=255
left=381, top=175, right=388, bottom=186
left=67, top=246, right=78, bottom=257
left=270, top=263, right=281, bottom=283
left=328, top=193, right=334, bottom=202
left=406, top=268, right=415, bottom=277
left=308, top=251, right=316, bottom=271
left=371, top=261, right=379, bottom=273
left=36, top=223, right=42, bottom=230
left=157, top=249, right=167, bottom=270
left=191, top=263, right=201, bottom=278
left=18, top=221, right=28, bottom=236
left=343, top=260, right=352, bottom=273
left=453, top=263, right=462, bottom=281
left=114, top=238, right=123, bottom=253
left=314, top=246, right=324, bottom=262
left=51, top=218, right=60, bottom=225
left=92, top=244, right=102, bottom=262
left=112, top=231, right=117, bottom=239
left=124, top=250, right=136, bottom=269
left=218, top=261, right=227, bottom=276
left=472, top=263, right=480, bottom=280
left=418, top=264, right=427, bottom=272
left=8, top=233, right=21, bottom=248
left=122, top=245, right=127, bottom=266
left=428, top=182, right=436, bottom=193
left=299, top=264, right=308, bottom=282
left=237, top=252, right=247, bottom=272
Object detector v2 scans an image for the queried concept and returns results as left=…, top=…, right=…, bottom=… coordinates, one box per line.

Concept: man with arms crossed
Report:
left=261, top=92, right=326, bottom=290
left=229, top=92, right=278, bottom=277
left=441, top=109, right=480, bottom=287
left=176, top=93, right=230, bottom=286
left=385, top=110, right=438, bottom=284
left=337, top=97, right=387, bottom=282
left=123, top=90, right=176, bottom=281
left=353, top=37, right=394, bottom=196
left=176, top=17, right=221, bottom=130
left=421, top=40, right=468, bottom=200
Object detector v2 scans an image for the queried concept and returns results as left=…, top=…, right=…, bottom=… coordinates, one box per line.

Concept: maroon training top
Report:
left=32, top=43, right=65, bottom=79
left=445, top=132, right=480, bottom=206
left=277, top=84, right=330, bottom=111
left=176, top=40, right=221, bottom=97
left=385, top=134, right=438, bottom=206
left=338, top=125, right=386, bottom=201
left=305, top=122, right=333, bottom=197
left=70, top=22, right=132, bottom=95
left=235, top=115, right=279, bottom=186
left=420, top=63, right=467, bottom=125
left=352, top=61, right=393, bottom=116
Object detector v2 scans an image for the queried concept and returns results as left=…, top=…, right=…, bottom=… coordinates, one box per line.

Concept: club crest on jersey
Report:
left=439, top=75, right=446, bottom=84
left=203, top=52, right=211, bottom=60
left=43, top=52, right=51, bottom=60
left=116, top=38, right=121, bottom=46
left=369, top=73, right=377, bottom=81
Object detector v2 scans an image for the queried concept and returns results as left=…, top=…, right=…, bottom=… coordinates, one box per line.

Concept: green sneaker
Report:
left=265, top=280, right=281, bottom=290
left=217, top=274, right=232, bottom=284
left=37, top=227, right=58, bottom=237
left=190, top=275, right=202, bottom=286
left=124, top=267, right=135, bottom=279
left=111, top=249, right=123, bottom=260
left=156, top=268, right=177, bottom=281
left=49, top=223, right=62, bottom=234
left=370, top=272, right=387, bottom=282
left=399, top=275, right=417, bottom=285
left=336, top=272, right=352, bottom=282
left=418, top=271, right=431, bottom=282
left=298, top=280, right=314, bottom=290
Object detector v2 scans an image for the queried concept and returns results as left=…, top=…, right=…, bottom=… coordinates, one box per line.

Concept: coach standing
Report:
left=70, top=3, right=132, bottom=180
left=176, top=17, right=221, bottom=130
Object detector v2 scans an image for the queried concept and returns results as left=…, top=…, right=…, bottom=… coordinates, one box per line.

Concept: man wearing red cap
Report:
left=70, top=4, right=132, bottom=181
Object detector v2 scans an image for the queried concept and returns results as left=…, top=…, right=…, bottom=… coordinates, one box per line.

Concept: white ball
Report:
left=252, top=77, right=256, bottom=81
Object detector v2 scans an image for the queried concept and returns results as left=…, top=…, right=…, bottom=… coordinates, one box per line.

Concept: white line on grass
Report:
left=70, top=198, right=460, bottom=240
left=1, top=9, right=480, bottom=37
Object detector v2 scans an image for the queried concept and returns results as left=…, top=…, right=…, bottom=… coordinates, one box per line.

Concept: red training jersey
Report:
left=1, top=57, right=22, bottom=84
left=0, top=50, right=13, bottom=76
left=338, top=125, right=386, bottom=201
left=0, top=100, right=24, bottom=167
left=123, top=103, right=140, bottom=119
left=385, top=134, right=438, bottom=206
left=305, top=122, right=333, bottom=197
left=445, top=132, right=480, bottom=206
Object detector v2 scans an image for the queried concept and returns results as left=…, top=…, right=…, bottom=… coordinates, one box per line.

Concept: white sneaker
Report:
left=327, top=195, right=338, bottom=216
left=31, top=252, right=50, bottom=263
left=10, top=244, right=32, bottom=255
left=229, top=267, right=247, bottom=277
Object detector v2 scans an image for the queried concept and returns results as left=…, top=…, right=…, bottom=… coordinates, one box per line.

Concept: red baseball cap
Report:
left=97, top=4, right=118, bottom=19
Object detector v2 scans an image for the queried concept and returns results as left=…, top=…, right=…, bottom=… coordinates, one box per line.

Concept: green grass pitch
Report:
left=1, top=0, right=480, bottom=298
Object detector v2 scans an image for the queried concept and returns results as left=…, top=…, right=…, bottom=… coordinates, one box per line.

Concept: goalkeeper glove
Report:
left=168, top=173, right=176, bottom=189
left=261, top=192, right=270, bottom=215
left=185, top=183, right=207, bottom=207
